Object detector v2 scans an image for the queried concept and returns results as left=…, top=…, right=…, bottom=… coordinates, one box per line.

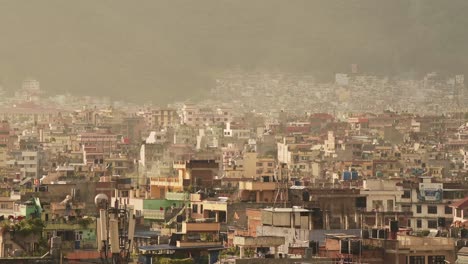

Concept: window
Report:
left=428, top=205, right=437, bottom=214
left=428, top=255, right=445, bottom=264
left=402, top=205, right=411, bottom=212
left=267, top=162, right=273, bottom=167
left=409, top=256, right=425, bottom=264
left=387, top=200, right=394, bottom=211
left=372, top=200, right=383, bottom=211
left=416, top=205, right=422, bottom=214
left=402, top=190, right=411, bottom=199
left=256, top=162, right=262, bottom=167
left=192, top=204, right=198, bottom=214
left=428, top=220, right=438, bottom=229
left=75, top=231, right=83, bottom=241
left=416, top=219, right=422, bottom=228
left=445, top=206, right=453, bottom=215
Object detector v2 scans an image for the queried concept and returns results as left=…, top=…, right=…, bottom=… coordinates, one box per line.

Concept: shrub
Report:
left=158, top=258, right=194, bottom=264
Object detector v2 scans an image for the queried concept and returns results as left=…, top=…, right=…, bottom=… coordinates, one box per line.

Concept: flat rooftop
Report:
left=263, top=207, right=310, bottom=213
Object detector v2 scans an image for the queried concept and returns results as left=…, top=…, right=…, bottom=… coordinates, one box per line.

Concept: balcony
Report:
left=190, top=193, right=202, bottom=202
left=182, top=222, right=220, bottom=233
left=239, top=181, right=277, bottom=191
left=44, top=221, right=96, bottom=231
left=233, top=236, right=285, bottom=247
left=51, top=202, right=85, bottom=211
left=176, top=241, right=222, bottom=247
left=400, top=236, right=455, bottom=251
left=150, top=177, right=182, bottom=188
left=166, top=192, right=188, bottom=201
left=202, top=201, right=227, bottom=211
left=173, top=161, right=186, bottom=169
left=363, top=236, right=455, bottom=251
left=143, top=209, right=165, bottom=220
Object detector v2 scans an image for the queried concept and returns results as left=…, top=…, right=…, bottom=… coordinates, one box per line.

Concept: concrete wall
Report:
left=227, top=202, right=284, bottom=228
left=256, top=225, right=310, bottom=254
left=235, top=258, right=333, bottom=264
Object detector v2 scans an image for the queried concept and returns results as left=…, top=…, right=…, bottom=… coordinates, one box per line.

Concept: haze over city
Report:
left=1, top=0, right=468, bottom=103
left=0, top=1, right=468, bottom=264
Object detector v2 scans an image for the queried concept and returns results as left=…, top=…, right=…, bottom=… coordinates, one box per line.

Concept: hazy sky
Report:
left=0, top=0, right=467, bottom=103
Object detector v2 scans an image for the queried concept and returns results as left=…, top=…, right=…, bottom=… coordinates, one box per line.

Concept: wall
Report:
left=227, top=202, right=282, bottom=228
left=256, top=225, right=310, bottom=254
left=235, top=258, right=333, bottom=264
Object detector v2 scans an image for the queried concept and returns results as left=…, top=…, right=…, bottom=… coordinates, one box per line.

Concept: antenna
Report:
left=109, top=219, right=120, bottom=253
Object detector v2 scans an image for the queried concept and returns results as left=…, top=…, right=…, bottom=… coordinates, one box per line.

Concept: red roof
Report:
left=450, top=197, right=468, bottom=209
left=311, top=113, right=334, bottom=120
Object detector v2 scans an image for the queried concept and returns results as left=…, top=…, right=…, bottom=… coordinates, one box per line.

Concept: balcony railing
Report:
left=50, top=202, right=85, bottom=211
left=150, top=177, right=181, bottom=187
left=239, top=181, right=277, bottom=191
left=363, top=236, right=455, bottom=251
left=143, top=209, right=165, bottom=220
left=44, top=221, right=96, bottom=231
left=166, top=192, right=188, bottom=201
left=182, top=222, right=220, bottom=233
left=176, top=241, right=223, bottom=247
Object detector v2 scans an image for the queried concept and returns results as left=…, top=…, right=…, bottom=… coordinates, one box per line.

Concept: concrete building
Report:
left=7, top=150, right=44, bottom=179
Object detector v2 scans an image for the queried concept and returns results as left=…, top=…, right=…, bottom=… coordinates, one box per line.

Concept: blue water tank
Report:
left=74, top=240, right=80, bottom=249
left=351, top=171, right=358, bottom=180
left=343, top=171, right=351, bottom=181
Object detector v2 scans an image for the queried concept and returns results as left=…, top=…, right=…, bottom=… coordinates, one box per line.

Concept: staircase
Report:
left=165, top=205, right=187, bottom=226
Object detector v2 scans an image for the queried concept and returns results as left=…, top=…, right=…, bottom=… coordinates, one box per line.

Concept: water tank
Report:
left=351, top=171, right=358, bottom=180
left=343, top=171, right=351, bottom=181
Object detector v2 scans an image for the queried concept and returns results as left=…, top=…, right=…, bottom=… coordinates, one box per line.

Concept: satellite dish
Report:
left=94, top=193, right=109, bottom=208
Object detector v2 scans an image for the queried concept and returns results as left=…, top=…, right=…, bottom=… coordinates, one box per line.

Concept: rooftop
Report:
left=262, top=207, right=310, bottom=213
left=450, top=197, right=468, bottom=209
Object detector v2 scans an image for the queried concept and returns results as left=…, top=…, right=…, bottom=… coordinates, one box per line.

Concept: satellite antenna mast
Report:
left=273, top=163, right=288, bottom=208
